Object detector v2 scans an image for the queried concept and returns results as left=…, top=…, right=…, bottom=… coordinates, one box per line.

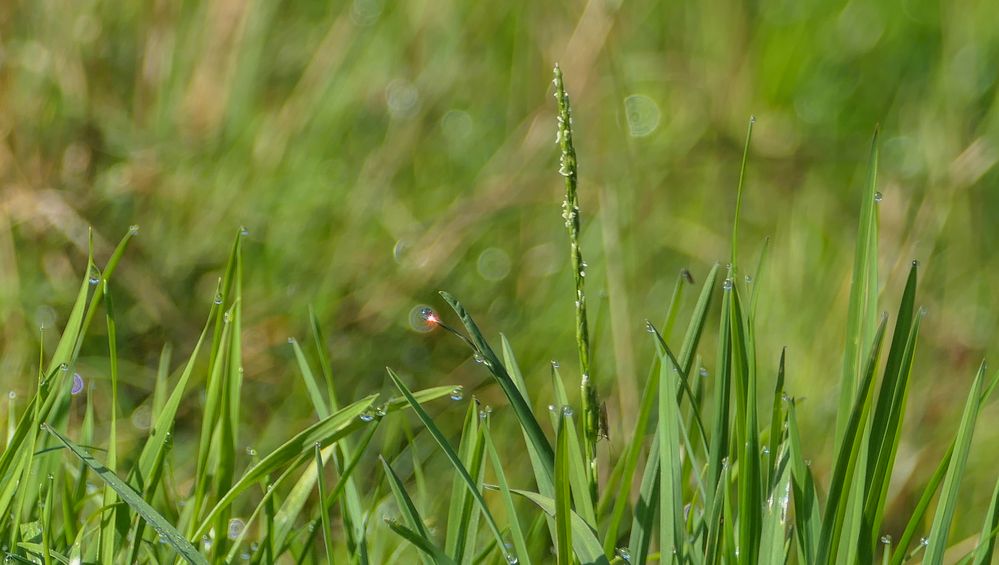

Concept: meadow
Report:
left=2, top=1, right=999, bottom=563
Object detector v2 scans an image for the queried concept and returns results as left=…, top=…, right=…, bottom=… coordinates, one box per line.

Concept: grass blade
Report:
left=835, top=128, right=881, bottom=449
left=924, top=361, right=987, bottom=563
left=971, top=475, right=999, bottom=565
left=385, top=368, right=512, bottom=564
left=44, top=425, right=207, bottom=565
left=555, top=410, right=573, bottom=565
left=483, top=425, right=531, bottom=565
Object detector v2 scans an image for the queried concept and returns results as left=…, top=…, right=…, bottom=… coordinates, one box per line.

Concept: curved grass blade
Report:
left=43, top=425, right=208, bottom=565
left=924, top=361, right=986, bottom=563
left=192, top=394, right=378, bottom=539
left=439, top=292, right=554, bottom=485
left=381, top=456, right=436, bottom=565
left=971, top=475, right=999, bottom=565
left=386, top=368, right=513, bottom=564
left=506, top=489, right=609, bottom=565
left=483, top=424, right=531, bottom=565
left=549, top=364, right=597, bottom=527
left=384, top=518, right=455, bottom=565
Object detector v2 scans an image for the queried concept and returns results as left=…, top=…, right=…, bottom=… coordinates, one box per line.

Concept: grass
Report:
left=1, top=60, right=998, bottom=564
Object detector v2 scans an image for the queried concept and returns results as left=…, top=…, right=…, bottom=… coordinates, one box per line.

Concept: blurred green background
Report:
left=2, top=0, right=999, bottom=546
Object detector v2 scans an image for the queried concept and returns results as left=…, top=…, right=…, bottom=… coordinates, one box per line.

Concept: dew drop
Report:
left=245, top=447, right=257, bottom=457
left=287, top=337, right=296, bottom=344
left=616, top=547, right=632, bottom=562
left=7, top=391, right=15, bottom=400
left=699, top=367, right=709, bottom=378
left=214, top=294, right=223, bottom=305
left=228, top=518, right=245, bottom=540
left=473, top=352, right=486, bottom=364
left=645, top=321, right=656, bottom=333
left=722, top=278, right=734, bottom=291
left=59, top=363, right=69, bottom=372
left=449, top=386, right=464, bottom=401
left=551, top=360, right=560, bottom=369
left=561, top=406, right=574, bottom=417
left=919, top=537, right=928, bottom=547
left=505, top=554, right=519, bottom=564
left=129, top=225, right=140, bottom=235
left=375, top=405, right=387, bottom=417
left=880, top=534, right=891, bottom=544
left=240, top=226, right=249, bottom=237
left=745, top=275, right=753, bottom=284
left=874, top=191, right=883, bottom=202
left=89, top=275, right=100, bottom=286
left=71, top=373, right=84, bottom=395
left=240, top=552, right=250, bottom=561
left=761, top=446, right=770, bottom=456
left=548, top=404, right=557, bottom=413
left=359, top=412, right=375, bottom=423
left=911, top=259, right=920, bottom=267
left=201, top=536, right=212, bottom=551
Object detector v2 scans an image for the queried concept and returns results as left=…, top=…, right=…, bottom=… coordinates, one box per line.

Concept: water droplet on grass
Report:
left=699, top=367, right=709, bottom=378
left=723, top=278, right=734, bottom=291
left=214, top=294, right=223, bottom=305
left=880, top=534, right=892, bottom=544
left=129, top=225, right=140, bottom=234
left=449, top=386, right=464, bottom=401
left=561, top=406, right=574, bottom=417
left=240, top=226, right=249, bottom=236
left=71, top=373, right=84, bottom=395
left=359, top=412, right=375, bottom=422
left=228, top=518, right=245, bottom=540
left=874, top=191, right=883, bottom=202
left=616, top=547, right=632, bottom=562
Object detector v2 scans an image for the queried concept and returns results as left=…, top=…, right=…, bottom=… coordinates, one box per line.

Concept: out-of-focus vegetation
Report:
left=2, top=0, right=999, bottom=554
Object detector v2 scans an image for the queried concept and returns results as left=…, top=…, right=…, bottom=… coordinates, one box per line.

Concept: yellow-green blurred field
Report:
left=2, top=0, right=999, bottom=557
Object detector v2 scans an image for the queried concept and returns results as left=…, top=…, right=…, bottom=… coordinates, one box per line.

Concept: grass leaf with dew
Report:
left=43, top=425, right=208, bottom=565
left=483, top=424, right=532, bottom=565
left=385, top=368, right=512, bottom=563
left=815, top=314, right=888, bottom=565
left=835, top=128, right=881, bottom=449
left=381, top=455, right=437, bottom=565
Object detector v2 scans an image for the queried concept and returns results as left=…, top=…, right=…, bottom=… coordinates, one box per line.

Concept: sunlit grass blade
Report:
left=385, top=368, right=512, bottom=563
left=836, top=128, right=881, bottom=449
left=506, top=488, right=608, bottom=564
left=860, top=262, right=921, bottom=561
left=555, top=411, right=573, bottom=565
left=381, top=455, right=436, bottom=565
left=192, top=394, right=377, bottom=539
left=291, top=337, right=330, bottom=418
left=765, top=349, right=787, bottom=490
left=655, top=324, right=685, bottom=563
left=439, top=292, right=554, bottom=486
left=815, top=314, right=888, bottom=565
left=758, top=449, right=791, bottom=564
left=444, top=400, right=486, bottom=563
left=924, top=361, right=986, bottom=563
left=549, top=364, right=597, bottom=527
left=44, top=425, right=208, bottom=565
left=788, top=400, right=820, bottom=564
left=971, top=475, right=999, bottom=565
left=730, top=115, right=755, bottom=270
left=483, top=424, right=531, bottom=565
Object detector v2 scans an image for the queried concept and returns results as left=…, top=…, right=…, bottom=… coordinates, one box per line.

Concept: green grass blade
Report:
left=383, top=518, right=455, bottom=565
left=706, top=279, right=732, bottom=512
left=730, top=115, right=755, bottom=269
left=758, top=450, right=791, bottom=564
left=788, top=400, right=820, bottom=564
left=971, top=475, right=999, bottom=565
left=444, top=400, right=485, bottom=563
left=483, top=424, right=531, bottom=565
left=815, top=314, right=888, bottom=565
left=861, top=262, right=921, bottom=560
left=381, top=455, right=435, bottom=565
left=291, top=338, right=330, bottom=419
left=924, top=361, right=987, bottom=563
left=549, top=364, right=597, bottom=527
left=193, top=394, right=377, bottom=539
left=655, top=326, right=685, bottom=563
left=507, top=488, right=609, bottom=564
left=439, top=292, right=555, bottom=485
left=627, top=436, right=659, bottom=565
left=835, top=128, right=881, bottom=449
left=43, top=425, right=208, bottom=565
left=765, top=349, right=787, bottom=491
left=555, top=411, right=573, bottom=565
left=385, top=368, right=512, bottom=563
